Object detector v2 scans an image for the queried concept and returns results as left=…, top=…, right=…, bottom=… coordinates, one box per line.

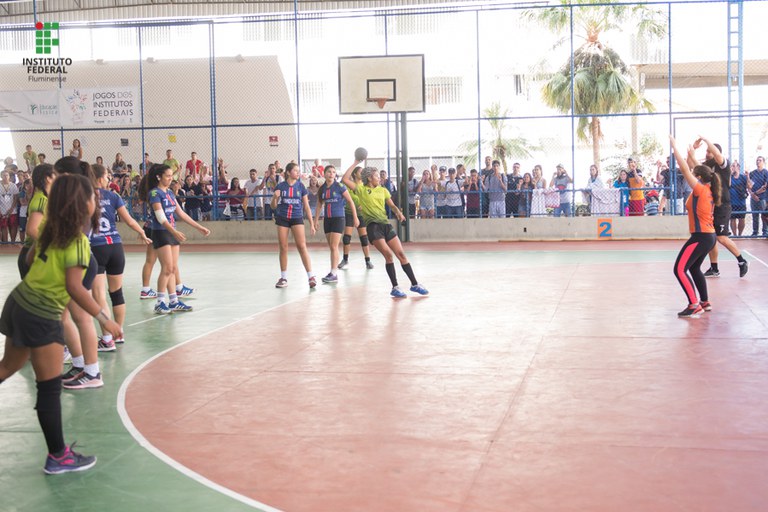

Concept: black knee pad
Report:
left=342, top=234, right=352, bottom=246
left=36, top=376, right=62, bottom=410
left=109, top=287, right=125, bottom=306
left=360, top=235, right=369, bottom=247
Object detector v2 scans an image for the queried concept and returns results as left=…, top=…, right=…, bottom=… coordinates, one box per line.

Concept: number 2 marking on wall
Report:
left=598, top=218, right=612, bottom=238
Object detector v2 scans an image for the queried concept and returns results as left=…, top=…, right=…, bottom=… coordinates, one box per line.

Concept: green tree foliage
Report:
left=458, top=102, right=537, bottom=172
left=524, top=0, right=667, bottom=167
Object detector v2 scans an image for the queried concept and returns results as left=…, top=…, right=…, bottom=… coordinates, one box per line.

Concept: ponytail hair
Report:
left=92, top=163, right=108, bottom=181
left=54, top=156, right=99, bottom=231
left=31, top=163, right=55, bottom=196
left=693, top=164, right=722, bottom=207
left=138, top=163, right=170, bottom=202
left=38, top=174, right=94, bottom=252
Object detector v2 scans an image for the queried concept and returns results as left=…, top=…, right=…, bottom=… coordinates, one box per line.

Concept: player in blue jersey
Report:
left=313, top=165, right=359, bottom=283
left=271, top=162, right=317, bottom=289
left=89, top=165, right=151, bottom=350
left=138, top=164, right=210, bottom=314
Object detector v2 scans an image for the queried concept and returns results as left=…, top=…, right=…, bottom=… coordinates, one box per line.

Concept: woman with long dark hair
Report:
left=0, top=174, right=121, bottom=473
left=669, top=135, right=721, bottom=318
left=138, top=164, right=210, bottom=314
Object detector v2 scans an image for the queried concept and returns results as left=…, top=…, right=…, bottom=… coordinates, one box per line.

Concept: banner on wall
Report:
left=0, top=87, right=139, bottom=128
left=0, top=90, right=59, bottom=129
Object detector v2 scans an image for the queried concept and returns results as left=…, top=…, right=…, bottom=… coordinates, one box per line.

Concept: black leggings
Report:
left=673, top=232, right=716, bottom=304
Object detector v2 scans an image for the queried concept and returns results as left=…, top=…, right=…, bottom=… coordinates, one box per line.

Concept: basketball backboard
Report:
left=338, top=54, right=425, bottom=114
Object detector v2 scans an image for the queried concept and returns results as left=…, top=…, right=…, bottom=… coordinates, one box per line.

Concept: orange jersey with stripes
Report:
left=686, top=182, right=714, bottom=233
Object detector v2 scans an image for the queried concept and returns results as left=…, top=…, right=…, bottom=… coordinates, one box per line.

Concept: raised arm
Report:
left=696, top=136, right=725, bottom=167
left=669, top=135, right=699, bottom=190
left=342, top=160, right=362, bottom=191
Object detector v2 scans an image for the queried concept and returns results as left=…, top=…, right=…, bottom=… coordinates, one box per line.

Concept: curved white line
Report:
left=117, top=296, right=313, bottom=512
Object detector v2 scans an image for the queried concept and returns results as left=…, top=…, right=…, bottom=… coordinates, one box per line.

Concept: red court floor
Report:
left=121, top=240, right=768, bottom=512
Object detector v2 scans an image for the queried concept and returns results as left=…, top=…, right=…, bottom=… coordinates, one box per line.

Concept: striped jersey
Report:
left=318, top=181, right=347, bottom=218
left=275, top=180, right=307, bottom=219
left=90, top=188, right=125, bottom=247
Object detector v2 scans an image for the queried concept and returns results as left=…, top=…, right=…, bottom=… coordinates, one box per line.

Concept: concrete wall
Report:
left=117, top=215, right=689, bottom=244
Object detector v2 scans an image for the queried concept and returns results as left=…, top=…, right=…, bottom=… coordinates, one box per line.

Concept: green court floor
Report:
left=0, top=244, right=727, bottom=512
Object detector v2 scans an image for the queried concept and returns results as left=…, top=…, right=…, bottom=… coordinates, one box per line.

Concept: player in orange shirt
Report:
left=669, top=136, right=721, bottom=318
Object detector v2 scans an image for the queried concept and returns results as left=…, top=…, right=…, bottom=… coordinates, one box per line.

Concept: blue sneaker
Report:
left=409, top=284, right=429, bottom=295
left=154, top=302, right=172, bottom=315
left=43, top=443, right=97, bottom=475
left=178, top=285, right=194, bottom=296
left=169, top=300, right=193, bottom=312
left=390, top=286, right=407, bottom=298
left=321, top=273, right=338, bottom=284
left=140, top=289, right=157, bottom=300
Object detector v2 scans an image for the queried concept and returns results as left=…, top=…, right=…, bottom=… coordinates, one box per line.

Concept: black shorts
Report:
left=345, top=211, right=355, bottom=228
left=324, top=217, right=345, bottom=234
left=92, top=243, right=126, bottom=275
left=366, top=222, right=397, bottom=243
left=730, top=207, right=746, bottom=220
left=0, top=294, right=64, bottom=348
left=714, top=204, right=731, bottom=236
left=143, top=224, right=152, bottom=239
left=17, top=246, right=30, bottom=279
left=83, top=253, right=98, bottom=291
left=151, top=229, right=180, bottom=249
left=275, top=216, right=304, bottom=228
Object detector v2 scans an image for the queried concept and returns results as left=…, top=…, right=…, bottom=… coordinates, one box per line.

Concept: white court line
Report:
left=116, top=296, right=311, bottom=512
left=744, top=250, right=768, bottom=269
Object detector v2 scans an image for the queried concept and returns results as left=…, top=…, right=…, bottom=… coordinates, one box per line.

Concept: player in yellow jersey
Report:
left=342, top=153, right=428, bottom=298
left=0, top=174, right=122, bottom=474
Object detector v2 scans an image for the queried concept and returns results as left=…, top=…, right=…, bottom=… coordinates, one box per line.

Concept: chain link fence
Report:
left=1, top=1, right=767, bottom=242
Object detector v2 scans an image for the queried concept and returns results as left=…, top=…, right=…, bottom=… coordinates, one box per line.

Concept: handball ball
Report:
left=354, top=147, right=368, bottom=161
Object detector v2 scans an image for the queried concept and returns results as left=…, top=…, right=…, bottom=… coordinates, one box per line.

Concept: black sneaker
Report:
left=43, top=443, right=97, bottom=475
left=61, top=366, right=84, bottom=383
left=739, top=260, right=749, bottom=278
left=678, top=304, right=704, bottom=318
left=703, top=267, right=720, bottom=278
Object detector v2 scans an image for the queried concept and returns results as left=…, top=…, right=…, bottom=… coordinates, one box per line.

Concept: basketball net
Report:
left=367, top=97, right=388, bottom=109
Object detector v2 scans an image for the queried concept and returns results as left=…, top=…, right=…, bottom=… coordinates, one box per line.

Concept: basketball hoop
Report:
left=367, top=97, right=388, bottom=109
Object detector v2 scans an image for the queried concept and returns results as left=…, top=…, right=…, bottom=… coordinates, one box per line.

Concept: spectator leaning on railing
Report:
left=443, top=168, right=464, bottom=218
left=551, top=164, right=572, bottom=217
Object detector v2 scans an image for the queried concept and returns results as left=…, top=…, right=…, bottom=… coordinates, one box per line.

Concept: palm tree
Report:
left=525, top=0, right=667, bottom=166
left=458, top=102, right=536, bottom=173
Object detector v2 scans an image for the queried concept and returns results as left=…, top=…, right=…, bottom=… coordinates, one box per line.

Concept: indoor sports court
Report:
left=2, top=239, right=767, bottom=512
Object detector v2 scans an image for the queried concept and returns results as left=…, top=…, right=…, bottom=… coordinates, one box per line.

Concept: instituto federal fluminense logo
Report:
left=35, top=21, right=59, bottom=54
left=23, top=21, right=71, bottom=82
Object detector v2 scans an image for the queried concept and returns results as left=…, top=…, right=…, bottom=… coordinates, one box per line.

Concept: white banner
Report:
left=59, top=87, right=139, bottom=127
left=0, top=87, right=139, bottom=128
left=0, top=90, right=60, bottom=129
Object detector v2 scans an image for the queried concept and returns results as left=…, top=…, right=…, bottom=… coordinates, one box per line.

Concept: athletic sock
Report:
left=365, top=256, right=371, bottom=262
left=331, top=269, right=337, bottom=276
left=711, top=263, right=719, bottom=272
left=737, top=255, right=746, bottom=263
left=175, top=284, right=183, bottom=293
left=342, top=255, right=349, bottom=261
left=71, top=355, right=85, bottom=368
left=385, top=262, right=398, bottom=287
left=156, top=292, right=166, bottom=305
left=101, top=334, right=113, bottom=343
left=401, top=263, right=418, bottom=287
left=168, top=293, right=178, bottom=304
left=141, top=286, right=151, bottom=293
left=280, top=271, right=288, bottom=279
left=84, top=363, right=100, bottom=378
left=36, top=376, right=65, bottom=455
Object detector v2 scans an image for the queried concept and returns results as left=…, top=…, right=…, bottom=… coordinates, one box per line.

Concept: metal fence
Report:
left=1, top=0, right=768, bottom=239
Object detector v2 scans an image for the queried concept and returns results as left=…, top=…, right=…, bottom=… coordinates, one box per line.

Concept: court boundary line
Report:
left=116, top=297, right=312, bottom=512
left=744, top=250, right=768, bottom=269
